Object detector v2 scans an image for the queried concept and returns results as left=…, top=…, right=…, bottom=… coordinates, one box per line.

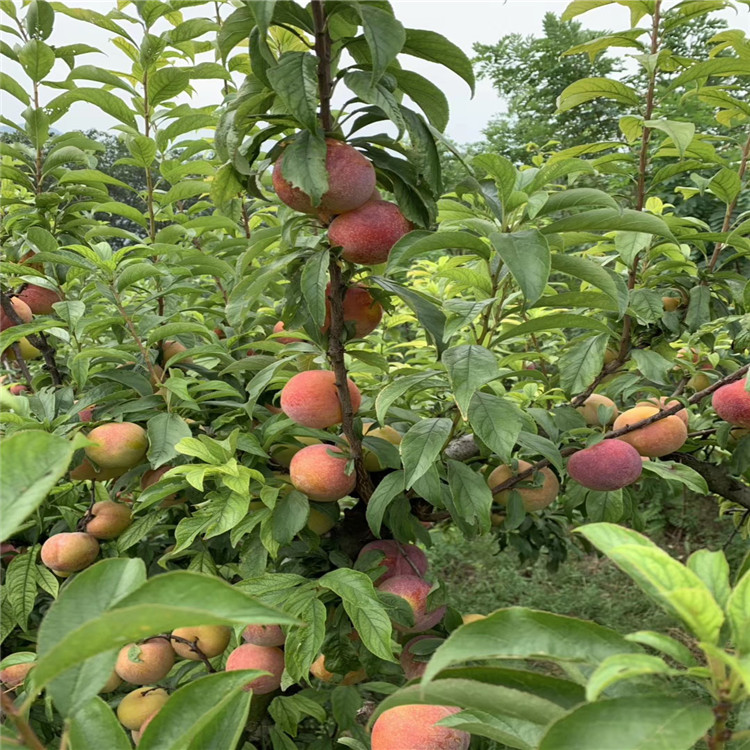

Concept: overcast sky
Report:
left=1, top=1, right=749, bottom=144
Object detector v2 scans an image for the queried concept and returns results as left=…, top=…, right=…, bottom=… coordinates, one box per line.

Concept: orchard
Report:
left=1, top=1, right=750, bottom=749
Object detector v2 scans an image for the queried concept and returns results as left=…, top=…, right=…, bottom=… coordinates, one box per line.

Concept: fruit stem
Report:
left=163, top=634, right=216, bottom=673
left=0, top=691, right=46, bottom=750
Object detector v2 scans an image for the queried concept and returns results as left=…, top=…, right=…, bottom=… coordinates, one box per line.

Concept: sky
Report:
left=1, top=1, right=749, bottom=145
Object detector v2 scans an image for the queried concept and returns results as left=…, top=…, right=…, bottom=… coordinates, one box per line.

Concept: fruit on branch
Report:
left=132, top=710, right=158, bottom=746
left=377, top=575, right=446, bottom=633
left=0, top=661, right=35, bottom=689
left=141, top=465, right=184, bottom=506
left=371, top=705, right=470, bottom=750
left=400, top=635, right=443, bottom=680
left=307, top=506, right=338, bottom=534
left=100, top=671, right=122, bottom=693
left=688, top=371, right=711, bottom=391
left=77, top=403, right=96, bottom=422
left=613, top=406, right=688, bottom=457
left=662, top=296, right=680, bottom=312
left=171, top=625, right=231, bottom=660
left=84, top=422, right=148, bottom=469
left=676, top=347, right=701, bottom=365
left=161, top=339, right=191, bottom=365
left=289, top=444, right=356, bottom=501
left=323, top=284, right=383, bottom=338
left=9, top=384, right=28, bottom=395
left=225, top=643, right=285, bottom=694
left=357, top=540, right=429, bottom=583
left=713, top=378, right=750, bottom=428
left=272, top=320, right=303, bottom=344
left=69, top=458, right=125, bottom=481
left=40, top=532, right=99, bottom=573
left=310, top=654, right=367, bottom=685
left=280, top=370, right=361, bottom=428
left=117, top=687, right=169, bottom=730
left=636, top=397, right=688, bottom=426
left=0, top=297, right=33, bottom=331
left=604, top=349, right=618, bottom=365
left=488, top=461, right=559, bottom=512
left=242, top=624, right=286, bottom=648
left=17, top=284, right=62, bottom=315
left=4, top=337, right=41, bottom=360
left=273, top=138, right=376, bottom=215
left=567, top=439, right=643, bottom=491
left=84, top=501, right=132, bottom=540
left=360, top=423, right=402, bottom=471
left=271, top=436, right=321, bottom=468
left=576, top=394, right=618, bottom=426
left=116, top=638, right=175, bottom=684
left=329, top=201, right=412, bottom=265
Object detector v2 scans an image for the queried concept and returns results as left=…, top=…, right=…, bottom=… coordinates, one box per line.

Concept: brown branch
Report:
left=665, top=453, right=750, bottom=511
left=0, top=691, right=46, bottom=750
left=491, top=364, right=750, bottom=494
left=163, top=634, right=216, bottom=673
left=312, top=0, right=333, bottom=133
left=570, top=360, right=625, bottom=408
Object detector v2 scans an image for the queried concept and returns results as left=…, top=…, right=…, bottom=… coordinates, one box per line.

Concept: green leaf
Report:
left=181, top=690, right=253, bottom=750
left=624, top=631, right=697, bottom=667
left=58, top=168, right=135, bottom=191
left=271, top=491, right=308, bottom=546
left=282, top=592, right=326, bottom=684
left=442, top=345, right=499, bottom=419
left=18, top=39, right=55, bottom=81
left=344, top=71, right=405, bottom=135
left=356, top=3, right=405, bottom=85
left=1, top=431, right=75, bottom=540
left=301, top=249, right=329, bottom=328
left=279, top=130, right=328, bottom=208
left=468, top=393, right=523, bottom=463
left=685, top=284, right=711, bottom=332
left=447, top=460, right=493, bottom=535
left=400, top=418, right=452, bottom=488
left=26, top=0, right=55, bottom=40
left=67, top=64, right=136, bottom=93
left=538, top=188, right=619, bottom=214
left=727, top=570, right=750, bottom=654
left=709, top=167, right=742, bottom=205
left=6, top=549, right=38, bottom=631
left=422, top=607, right=641, bottom=684
left=267, top=52, right=320, bottom=133
left=146, top=413, right=192, bottom=469
left=586, top=653, right=676, bottom=700
left=643, top=119, right=695, bottom=158
left=558, top=334, right=608, bottom=397
left=138, top=671, right=256, bottom=750
left=576, top=524, right=724, bottom=643
left=557, top=77, right=640, bottom=112
left=0, top=71, right=30, bottom=104
left=687, top=549, right=731, bottom=610
left=161, top=179, right=211, bottom=205
left=491, top=230, right=550, bottom=305
left=538, top=697, right=714, bottom=750
left=375, top=371, right=441, bottom=425
left=386, top=231, right=488, bottom=274
left=47, top=89, right=137, bottom=129
left=366, top=471, right=406, bottom=537
left=68, top=697, right=131, bottom=750
left=32, top=570, right=297, bottom=691
left=319, top=568, right=395, bottom=662
left=669, top=57, right=750, bottom=89
left=391, top=69, right=449, bottom=131
left=494, top=313, right=613, bottom=344
left=550, top=253, right=621, bottom=306
left=541, top=208, right=675, bottom=241
left=402, top=29, right=475, bottom=94
left=641, top=461, right=708, bottom=494
left=125, top=135, right=157, bottom=168
left=210, top=164, right=242, bottom=211
left=561, top=1, right=614, bottom=21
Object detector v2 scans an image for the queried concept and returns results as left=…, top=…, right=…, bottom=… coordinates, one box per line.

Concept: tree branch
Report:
left=664, top=452, right=750, bottom=510
left=0, top=691, right=46, bottom=750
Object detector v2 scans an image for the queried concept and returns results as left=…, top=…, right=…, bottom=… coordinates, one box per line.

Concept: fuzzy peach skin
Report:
left=322, top=284, right=383, bottom=338
left=116, top=638, right=175, bottom=685
left=488, top=460, right=559, bottom=512
left=636, top=397, right=689, bottom=426
left=225, top=643, right=285, bottom=694
left=310, top=654, right=367, bottom=685
left=356, top=540, right=428, bottom=583
left=377, top=575, right=446, bottom=633
left=17, top=284, right=62, bottom=315
left=0, top=661, right=35, bottom=689
left=40, top=532, right=99, bottom=573
left=329, top=200, right=412, bottom=266
left=4, top=337, right=41, bottom=361
left=84, top=422, right=148, bottom=469
left=613, top=406, right=688, bottom=457
left=400, top=635, right=443, bottom=681
left=273, top=138, right=376, bottom=215
left=272, top=320, right=303, bottom=344
left=0, top=297, right=33, bottom=331
left=280, top=370, right=361, bottom=429
left=371, top=705, right=470, bottom=750
left=171, top=625, right=232, bottom=660
left=713, top=378, right=750, bottom=428
left=242, top=624, right=286, bottom=648
left=117, top=687, right=169, bottom=730
left=567, top=439, right=643, bottom=491
left=85, top=501, right=132, bottom=540
left=576, top=394, right=618, bottom=426
left=289, top=444, right=356, bottom=501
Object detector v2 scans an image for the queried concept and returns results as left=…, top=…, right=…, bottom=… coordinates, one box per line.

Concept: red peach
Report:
left=225, top=643, right=284, bottom=694
left=116, top=638, right=175, bottom=685
left=400, top=635, right=443, bottom=681
left=371, top=705, right=469, bottom=750
left=85, top=501, right=132, bottom=540
left=85, top=422, right=148, bottom=469
left=377, top=575, right=446, bottom=633
left=576, top=394, right=618, bottom=426
left=40, top=532, right=99, bottom=573
left=17, top=284, right=62, bottom=315
left=636, top=397, right=688, bottom=426
left=0, top=297, right=33, bottom=331
left=323, top=284, right=383, bottom=338
left=488, top=461, right=559, bottom=512
left=171, top=626, right=231, bottom=660
left=290, top=444, right=356, bottom=501
left=273, top=321, right=302, bottom=344
left=613, top=406, right=688, bottom=457
left=713, top=378, right=750, bottom=428
left=280, top=370, right=361, bottom=429
left=357, top=540, right=428, bottom=583
left=567, top=439, right=643, bottom=491
left=242, top=624, right=286, bottom=648
left=310, top=654, right=366, bottom=685
left=0, top=661, right=35, bottom=689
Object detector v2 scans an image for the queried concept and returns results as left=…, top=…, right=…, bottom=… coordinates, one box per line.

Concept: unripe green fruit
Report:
left=85, top=501, right=132, bottom=540
left=116, top=687, right=169, bottom=730
left=170, top=625, right=231, bottom=660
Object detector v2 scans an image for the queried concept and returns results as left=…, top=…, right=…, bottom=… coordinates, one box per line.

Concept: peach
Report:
left=613, top=406, right=688, bottom=457
left=116, top=686, right=169, bottom=730
left=713, top=378, right=750, bottom=428
left=280, top=370, right=361, bottom=429
left=377, top=575, right=446, bottom=633
left=40, top=532, right=99, bottom=573
left=78, top=404, right=96, bottom=422
left=85, top=422, right=148, bottom=469
left=162, top=340, right=191, bottom=365
left=488, top=461, right=559, bottom=512
left=272, top=321, right=302, bottom=344
left=371, top=705, right=469, bottom=750
left=100, top=671, right=122, bottom=693
left=140, top=465, right=184, bottom=507
left=400, top=635, right=443, bottom=680
left=4, top=337, right=41, bottom=360
left=323, top=284, right=383, bottom=338
left=310, top=654, right=366, bottom=685
left=361, top=423, right=402, bottom=472
left=329, top=201, right=412, bottom=266
left=271, top=436, right=321, bottom=468
left=0, top=297, right=33, bottom=331
left=307, top=507, right=338, bottom=534
left=116, top=638, right=175, bottom=685
left=576, top=394, right=618, bottom=426
left=131, top=710, right=158, bottom=745
left=290, top=444, right=356, bottom=501
left=70, top=458, right=125, bottom=482
left=0, top=661, right=35, bottom=689
left=272, top=138, right=376, bottom=215
left=567, top=439, right=643, bottom=491
left=604, top=348, right=618, bottom=364
left=662, top=296, right=680, bottom=312
left=17, top=284, right=62, bottom=315
left=171, top=625, right=231, bottom=660
left=636, top=397, right=688, bottom=426
left=225, top=643, right=284, bottom=694
left=357, top=540, right=428, bottom=583
left=85, top=501, right=132, bottom=540
left=242, top=624, right=286, bottom=648
left=688, top=372, right=711, bottom=391
left=9, top=384, right=28, bottom=395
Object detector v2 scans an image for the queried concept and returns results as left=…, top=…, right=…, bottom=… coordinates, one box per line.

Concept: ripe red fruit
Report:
left=280, top=370, right=361, bottom=429
left=371, top=705, right=469, bottom=750
left=0, top=297, right=33, bottom=331
left=356, top=540, right=428, bottom=583
left=713, top=378, right=750, bottom=428
left=322, top=284, right=383, bottom=338
left=17, top=284, right=62, bottom=315
left=567, top=439, right=643, bottom=491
